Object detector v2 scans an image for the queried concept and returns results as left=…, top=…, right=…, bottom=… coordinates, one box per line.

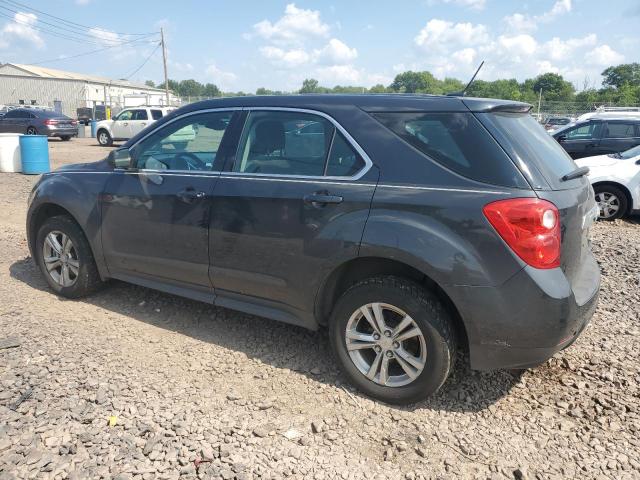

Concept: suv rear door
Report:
left=129, top=109, right=150, bottom=136
left=598, top=120, right=640, bottom=155
left=209, top=108, right=378, bottom=326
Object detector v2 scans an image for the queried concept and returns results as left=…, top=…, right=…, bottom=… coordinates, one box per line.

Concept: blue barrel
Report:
left=90, top=120, right=98, bottom=138
left=19, top=135, right=50, bottom=174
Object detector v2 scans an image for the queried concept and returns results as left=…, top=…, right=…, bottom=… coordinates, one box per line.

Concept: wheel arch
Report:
left=315, top=256, right=469, bottom=351
left=592, top=181, right=634, bottom=214
left=28, top=203, right=82, bottom=257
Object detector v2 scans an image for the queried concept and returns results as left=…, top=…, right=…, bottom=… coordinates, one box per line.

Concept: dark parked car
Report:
left=543, top=116, right=573, bottom=131
left=0, top=108, right=77, bottom=140
left=553, top=117, right=640, bottom=159
left=26, top=95, right=600, bottom=404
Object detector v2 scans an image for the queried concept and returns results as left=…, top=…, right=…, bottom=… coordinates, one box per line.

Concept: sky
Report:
left=0, top=0, right=639, bottom=92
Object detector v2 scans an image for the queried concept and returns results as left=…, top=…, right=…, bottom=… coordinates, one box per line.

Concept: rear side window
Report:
left=326, top=132, right=364, bottom=177
left=372, top=112, right=526, bottom=187
left=605, top=122, right=637, bottom=138
left=131, top=110, right=148, bottom=121
left=479, top=112, right=578, bottom=189
left=565, top=122, right=602, bottom=139
left=151, top=110, right=163, bottom=120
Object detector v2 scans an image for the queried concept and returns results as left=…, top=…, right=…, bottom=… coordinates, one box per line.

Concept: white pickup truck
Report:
left=96, top=106, right=173, bottom=146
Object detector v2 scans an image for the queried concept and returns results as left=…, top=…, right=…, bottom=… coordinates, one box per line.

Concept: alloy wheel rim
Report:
left=345, top=303, right=427, bottom=387
left=99, top=133, right=107, bottom=144
left=595, top=192, right=620, bottom=219
left=42, top=230, right=79, bottom=287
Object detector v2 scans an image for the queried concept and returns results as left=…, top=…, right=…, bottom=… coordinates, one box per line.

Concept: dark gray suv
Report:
left=27, top=95, right=600, bottom=404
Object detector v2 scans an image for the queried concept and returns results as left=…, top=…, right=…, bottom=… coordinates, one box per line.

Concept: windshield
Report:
left=618, top=144, right=640, bottom=159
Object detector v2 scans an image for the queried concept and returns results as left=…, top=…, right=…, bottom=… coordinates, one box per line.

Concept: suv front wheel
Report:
left=97, top=129, right=113, bottom=146
left=329, top=276, right=456, bottom=405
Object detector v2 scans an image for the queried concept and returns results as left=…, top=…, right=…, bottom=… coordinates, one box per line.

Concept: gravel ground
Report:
left=1, top=138, right=639, bottom=479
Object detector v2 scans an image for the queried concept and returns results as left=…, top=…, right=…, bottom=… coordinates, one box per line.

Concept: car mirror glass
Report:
left=108, top=149, right=132, bottom=169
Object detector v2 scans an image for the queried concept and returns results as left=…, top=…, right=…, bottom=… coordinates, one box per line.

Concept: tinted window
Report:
left=373, top=112, right=524, bottom=187
left=326, top=132, right=364, bottom=176
left=4, top=110, right=19, bottom=118
left=605, top=122, right=637, bottom=138
left=131, top=110, right=148, bottom=121
left=235, top=111, right=333, bottom=176
left=479, top=112, right=578, bottom=186
left=564, top=122, right=602, bottom=140
left=151, top=110, right=163, bottom=120
left=131, top=111, right=233, bottom=171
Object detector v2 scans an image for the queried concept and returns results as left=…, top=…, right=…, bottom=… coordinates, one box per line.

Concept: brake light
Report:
left=483, top=198, right=561, bottom=269
left=44, top=119, right=59, bottom=125
left=71, top=120, right=77, bottom=125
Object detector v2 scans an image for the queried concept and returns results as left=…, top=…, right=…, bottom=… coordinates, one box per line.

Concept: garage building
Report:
left=0, top=63, right=178, bottom=117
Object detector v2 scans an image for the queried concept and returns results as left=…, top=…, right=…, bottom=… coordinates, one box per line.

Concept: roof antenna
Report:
left=447, top=60, right=484, bottom=97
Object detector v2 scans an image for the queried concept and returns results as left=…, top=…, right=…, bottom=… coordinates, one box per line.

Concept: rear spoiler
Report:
left=462, top=98, right=532, bottom=113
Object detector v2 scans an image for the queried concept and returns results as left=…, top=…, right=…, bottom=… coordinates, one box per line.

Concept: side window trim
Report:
left=223, top=106, right=372, bottom=181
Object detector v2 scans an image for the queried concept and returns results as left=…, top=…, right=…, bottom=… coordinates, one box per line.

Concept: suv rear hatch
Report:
left=475, top=107, right=599, bottom=305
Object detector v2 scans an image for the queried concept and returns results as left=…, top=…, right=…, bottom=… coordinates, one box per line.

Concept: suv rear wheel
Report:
left=329, top=276, right=456, bottom=404
left=594, top=184, right=628, bottom=220
left=35, top=215, right=103, bottom=298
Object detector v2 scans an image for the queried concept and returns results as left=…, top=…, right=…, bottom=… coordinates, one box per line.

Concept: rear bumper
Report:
left=43, top=126, right=78, bottom=137
left=449, top=253, right=600, bottom=370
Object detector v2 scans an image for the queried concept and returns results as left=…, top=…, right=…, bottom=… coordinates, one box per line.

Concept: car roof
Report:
left=174, top=94, right=532, bottom=115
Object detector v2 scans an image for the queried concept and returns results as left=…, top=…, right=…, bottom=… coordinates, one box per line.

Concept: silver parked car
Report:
left=0, top=108, right=78, bottom=140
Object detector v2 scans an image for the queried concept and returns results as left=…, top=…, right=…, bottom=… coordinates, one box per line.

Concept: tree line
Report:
left=146, top=62, right=640, bottom=106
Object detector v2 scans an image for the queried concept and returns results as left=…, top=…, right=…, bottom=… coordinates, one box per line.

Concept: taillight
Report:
left=44, top=119, right=58, bottom=125
left=71, top=120, right=77, bottom=125
left=483, top=198, right=561, bottom=269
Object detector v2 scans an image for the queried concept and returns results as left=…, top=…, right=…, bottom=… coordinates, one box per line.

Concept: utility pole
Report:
left=537, top=88, right=542, bottom=122
left=160, top=27, right=170, bottom=106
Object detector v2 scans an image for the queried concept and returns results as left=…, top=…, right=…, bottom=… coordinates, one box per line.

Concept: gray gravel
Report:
left=1, top=139, right=639, bottom=479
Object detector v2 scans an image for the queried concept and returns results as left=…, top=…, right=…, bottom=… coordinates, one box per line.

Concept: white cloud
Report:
left=542, top=34, right=597, bottom=61
left=314, top=38, right=357, bottom=64
left=438, top=0, right=486, bottom=10
left=452, top=48, right=477, bottom=65
left=88, top=28, right=122, bottom=47
left=414, top=20, right=489, bottom=53
left=315, top=64, right=361, bottom=84
left=251, top=3, right=329, bottom=46
left=75, top=0, right=90, bottom=4
left=585, top=45, right=624, bottom=66
left=205, top=63, right=237, bottom=90
left=503, top=0, right=572, bottom=34
left=504, top=13, right=536, bottom=33
left=259, top=46, right=311, bottom=68
left=0, top=12, right=44, bottom=49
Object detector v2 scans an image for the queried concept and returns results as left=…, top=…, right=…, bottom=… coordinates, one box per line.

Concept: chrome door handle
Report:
left=177, top=188, right=206, bottom=203
left=304, top=192, right=343, bottom=206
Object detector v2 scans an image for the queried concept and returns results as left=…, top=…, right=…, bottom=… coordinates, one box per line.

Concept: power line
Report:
left=124, top=42, right=162, bottom=80
left=0, top=0, right=156, bottom=36
left=0, top=10, right=158, bottom=46
left=29, top=38, right=161, bottom=66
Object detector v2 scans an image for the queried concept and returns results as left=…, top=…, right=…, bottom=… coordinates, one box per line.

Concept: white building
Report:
left=0, top=63, right=179, bottom=117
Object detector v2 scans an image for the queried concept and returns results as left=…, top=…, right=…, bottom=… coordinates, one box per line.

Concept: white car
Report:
left=96, top=107, right=173, bottom=146
left=574, top=144, right=640, bottom=220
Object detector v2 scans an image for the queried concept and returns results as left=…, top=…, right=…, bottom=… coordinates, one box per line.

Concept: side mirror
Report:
left=635, top=159, right=640, bottom=165
left=108, top=149, right=132, bottom=169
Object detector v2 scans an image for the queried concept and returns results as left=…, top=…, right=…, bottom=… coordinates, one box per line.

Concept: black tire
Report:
left=97, top=129, right=112, bottom=146
left=26, top=126, right=38, bottom=135
left=329, top=276, right=456, bottom=405
left=60, top=136, right=71, bottom=141
left=594, top=184, right=628, bottom=220
left=35, top=215, right=103, bottom=298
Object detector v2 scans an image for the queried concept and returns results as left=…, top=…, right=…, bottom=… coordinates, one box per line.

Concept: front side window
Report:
left=565, top=122, right=602, bottom=140
left=131, top=111, right=233, bottom=171
left=151, top=110, right=163, bottom=120
left=235, top=111, right=333, bottom=176
left=605, top=122, right=637, bottom=138
left=116, top=110, right=132, bottom=121
left=131, top=110, right=148, bottom=121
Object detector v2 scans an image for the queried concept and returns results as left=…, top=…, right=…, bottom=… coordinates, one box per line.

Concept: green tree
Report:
left=602, top=63, right=640, bottom=89
left=178, top=79, right=204, bottom=97
left=368, top=84, right=388, bottom=93
left=389, top=71, right=437, bottom=93
left=300, top=78, right=320, bottom=93
left=144, top=80, right=155, bottom=88
left=203, top=83, right=220, bottom=97
left=531, top=73, right=575, bottom=101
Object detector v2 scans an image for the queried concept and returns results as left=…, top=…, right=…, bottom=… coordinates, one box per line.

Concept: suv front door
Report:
left=557, top=121, right=604, bottom=158
left=209, top=109, right=377, bottom=326
left=112, top=110, right=133, bottom=139
left=101, top=109, right=240, bottom=299
left=129, top=109, right=150, bottom=137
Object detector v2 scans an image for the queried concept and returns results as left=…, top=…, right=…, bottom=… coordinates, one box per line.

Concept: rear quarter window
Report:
left=372, top=112, right=528, bottom=188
